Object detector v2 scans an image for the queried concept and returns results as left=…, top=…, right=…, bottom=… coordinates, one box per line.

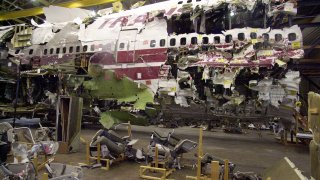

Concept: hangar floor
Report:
left=52, top=126, right=310, bottom=180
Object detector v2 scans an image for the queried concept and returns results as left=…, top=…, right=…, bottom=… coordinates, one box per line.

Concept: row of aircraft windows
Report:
left=24, top=44, right=98, bottom=55
left=25, top=32, right=298, bottom=55
left=118, top=32, right=297, bottom=49
left=177, top=0, right=201, bottom=5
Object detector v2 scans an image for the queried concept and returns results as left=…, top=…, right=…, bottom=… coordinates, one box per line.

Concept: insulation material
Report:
left=43, top=5, right=92, bottom=23
left=212, top=69, right=238, bottom=89
left=269, top=2, right=297, bottom=16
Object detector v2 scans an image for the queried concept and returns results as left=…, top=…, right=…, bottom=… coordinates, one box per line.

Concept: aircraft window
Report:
left=202, top=37, right=208, bottom=44
left=191, top=37, right=197, bottom=44
left=262, top=33, right=269, bottom=41
left=180, top=37, right=186, bottom=45
left=44, top=49, right=48, bottom=55
left=187, top=0, right=192, bottom=3
left=119, top=43, right=125, bottom=49
left=225, top=35, right=232, bottom=43
left=275, top=34, right=282, bottom=42
left=83, top=45, right=88, bottom=52
left=150, top=40, right=156, bottom=47
left=214, top=36, right=220, bottom=44
left=69, top=47, right=74, bottom=53
left=238, top=33, right=245, bottom=41
left=76, top=46, right=80, bottom=52
left=29, top=49, right=33, bottom=55
left=15, top=49, right=20, bottom=54
left=288, top=33, right=296, bottom=41
left=56, top=48, right=60, bottom=54
left=178, top=1, right=183, bottom=4
left=90, top=44, right=95, bottom=51
left=50, top=48, right=54, bottom=54
left=160, top=39, right=166, bottom=47
left=250, top=32, right=257, bottom=39
left=170, top=38, right=176, bottom=46
left=62, top=47, right=67, bottom=53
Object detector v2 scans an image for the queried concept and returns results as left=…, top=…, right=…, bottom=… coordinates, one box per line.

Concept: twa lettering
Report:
left=98, top=7, right=179, bottom=29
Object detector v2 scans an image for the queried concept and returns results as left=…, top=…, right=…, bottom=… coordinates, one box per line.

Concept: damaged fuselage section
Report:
left=0, top=0, right=303, bottom=130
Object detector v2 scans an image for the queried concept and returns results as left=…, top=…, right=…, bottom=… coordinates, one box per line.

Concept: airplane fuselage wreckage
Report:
left=0, top=0, right=303, bottom=130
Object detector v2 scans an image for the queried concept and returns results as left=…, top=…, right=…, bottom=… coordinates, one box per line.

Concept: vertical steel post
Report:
left=13, top=58, right=21, bottom=128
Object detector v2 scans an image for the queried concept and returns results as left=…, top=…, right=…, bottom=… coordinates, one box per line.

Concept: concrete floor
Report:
left=53, top=126, right=310, bottom=180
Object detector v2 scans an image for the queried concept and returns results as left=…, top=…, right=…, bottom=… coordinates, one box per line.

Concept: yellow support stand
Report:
left=32, top=153, right=50, bottom=173
left=81, top=121, right=132, bottom=171
left=211, top=161, right=219, bottom=180
left=223, top=159, right=229, bottom=180
left=186, top=128, right=228, bottom=180
left=82, top=142, right=114, bottom=170
left=139, top=146, right=175, bottom=180
left=42, top=173, right=49, bottom=180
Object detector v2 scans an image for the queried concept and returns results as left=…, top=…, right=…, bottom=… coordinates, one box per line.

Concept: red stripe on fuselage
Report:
left=114, top=66, right=161, bottom=80
left=117, top=48, right=167, bottom=63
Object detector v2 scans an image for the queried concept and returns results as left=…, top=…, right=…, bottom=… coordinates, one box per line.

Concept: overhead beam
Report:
left=36, top=0, right=51, bottom=6
left=0, top=0, right=119, bottom=21
left=2, top=0, right=45, bottom=21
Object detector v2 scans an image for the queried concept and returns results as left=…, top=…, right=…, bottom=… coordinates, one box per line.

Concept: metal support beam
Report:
left=297, top=0, right=320, bottom=7
left=301, top=74, right=320, bottom=92
left=36, top=0, right=51, bottom=6
left=304, top=37, right=320, bottom=57
left=2, top=0, right=45, bottom=21
left=0, top=0, right=120, bottom=21
left=299, top=22, right=320, bottom=28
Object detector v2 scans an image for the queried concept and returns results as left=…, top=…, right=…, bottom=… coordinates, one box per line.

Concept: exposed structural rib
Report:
left=0, top=0, right=120, bottom=21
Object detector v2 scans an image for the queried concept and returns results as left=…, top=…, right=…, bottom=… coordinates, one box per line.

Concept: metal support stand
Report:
left=80, top=121, right=132, bottom=170
left=81, top=142, right=125, bottom=171
left=139, top=146, right=175, bottom=180
left=186, top=128, right=229, bottom=180
left=43, top=173, right=49, bottom=180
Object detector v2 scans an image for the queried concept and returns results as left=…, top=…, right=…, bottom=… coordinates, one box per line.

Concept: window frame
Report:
left=191, top=37, right=197, bottom=45
left=83, top=45, right=88, bottom=52
left=150, top=40, right=156, bottom=48
left=119, top=43, right=125, bottom=49
left=180, top=37, right=187, bottom=45
left=225, top=35, right=232, bottom=43
left=170, top=38, right=176, bottom=46
left=69, top=46, right=74, bottom=53
left=160, top=39, right=166, bottom=47
left=214, top=36, right=220, bottom=44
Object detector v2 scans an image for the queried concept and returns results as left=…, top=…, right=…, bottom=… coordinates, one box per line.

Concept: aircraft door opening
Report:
left=117, top=29, right=138, bottom=63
